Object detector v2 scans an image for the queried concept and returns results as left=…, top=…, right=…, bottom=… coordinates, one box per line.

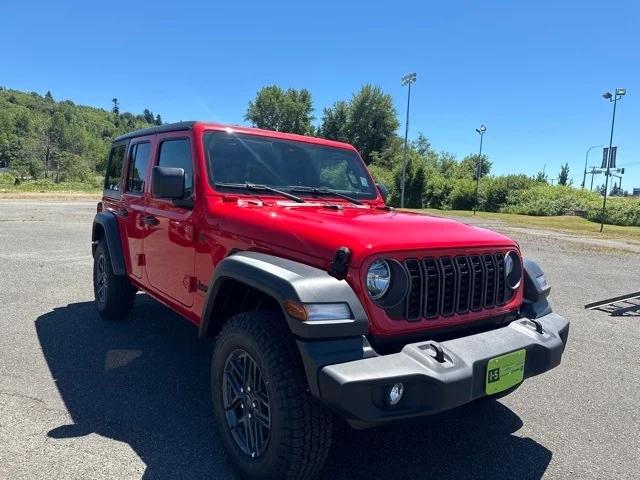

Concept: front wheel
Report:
left=211, top=311, right=333, bottom=480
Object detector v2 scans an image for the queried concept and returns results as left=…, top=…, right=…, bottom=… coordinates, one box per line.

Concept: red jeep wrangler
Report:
left=92, top=121, right=569, bottom=479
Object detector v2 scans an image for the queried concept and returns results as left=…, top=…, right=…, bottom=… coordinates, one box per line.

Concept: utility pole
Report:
left=400, top=72, right=417, bottom=208
left=582, top=145, right=603, bottom=188
left=473, top=125, right=486, bottom=215
left=600, top=88, right=626, bottom=232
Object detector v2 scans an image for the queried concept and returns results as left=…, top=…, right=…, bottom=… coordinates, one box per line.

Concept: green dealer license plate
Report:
left=485, top=349, right=526, bottom=395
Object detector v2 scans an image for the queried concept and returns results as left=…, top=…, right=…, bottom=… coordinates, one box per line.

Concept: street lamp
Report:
left=473, top=125, right=486, bottom=215
left=599, top=88, right=626, bottom=232
left=582, top=145, right=603, bottom=189
left=400, top=72, right=417, bottom=208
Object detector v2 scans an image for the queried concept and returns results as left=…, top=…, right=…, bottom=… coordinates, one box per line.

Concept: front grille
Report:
left=401, top=252, right=515, bottom=322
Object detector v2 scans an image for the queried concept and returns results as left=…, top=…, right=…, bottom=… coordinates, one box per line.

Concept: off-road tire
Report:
left=93, top=240, right=136, bottom=320
left=211, top=310, right=333, bottom=480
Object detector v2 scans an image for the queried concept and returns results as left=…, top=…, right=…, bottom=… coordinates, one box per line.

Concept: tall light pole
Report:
left=400, top=72, right=417, bottom=208
left=582, top=145, right=603, bottom=188
left=600, top=88, right=626, bottom=232
left=473, top=125, right=486, bottom=215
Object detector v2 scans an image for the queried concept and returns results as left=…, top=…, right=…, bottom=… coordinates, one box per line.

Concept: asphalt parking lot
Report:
left=1, top=199, right=639, bottom=479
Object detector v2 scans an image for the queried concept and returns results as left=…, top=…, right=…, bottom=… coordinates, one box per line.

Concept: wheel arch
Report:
left=92, top=211, right=126, bottom=276
left=199, top=251, right=369, bottom=340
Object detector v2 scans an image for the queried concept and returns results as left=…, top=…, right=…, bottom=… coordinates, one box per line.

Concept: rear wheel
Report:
left=93, top=240, right=136, bottom=320
left=212, top=311, right=333, bottom=480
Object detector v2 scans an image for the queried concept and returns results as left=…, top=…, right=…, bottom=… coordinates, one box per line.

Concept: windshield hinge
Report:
left=328, top=246, right=351, bottom=280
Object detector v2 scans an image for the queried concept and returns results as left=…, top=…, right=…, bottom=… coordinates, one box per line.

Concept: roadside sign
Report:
left=601, top=146, right=618, bottom=169
left=610, top=146, right=617, bottom=168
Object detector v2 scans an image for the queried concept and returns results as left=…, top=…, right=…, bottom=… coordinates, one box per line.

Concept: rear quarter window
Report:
left=126, top=142, right=151, bottom=194
left=104, top=144, right=126, bottom=193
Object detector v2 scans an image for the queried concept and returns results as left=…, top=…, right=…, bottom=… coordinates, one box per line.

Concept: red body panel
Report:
left=103, top=122, right=522, bottom=336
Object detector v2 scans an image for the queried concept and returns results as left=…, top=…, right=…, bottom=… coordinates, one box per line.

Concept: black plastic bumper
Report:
left=316, top=313, right=569, bottom=424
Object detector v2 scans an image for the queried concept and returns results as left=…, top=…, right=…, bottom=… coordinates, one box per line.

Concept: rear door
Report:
left=120, top=138, right=153, bottom=279
left=143, top=134, right=196, bottom=306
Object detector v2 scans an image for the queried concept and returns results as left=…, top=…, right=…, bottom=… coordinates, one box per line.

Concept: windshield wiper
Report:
left=288, top=186, right=363, bottom=205
left=215, top=182, right=305, bottom=203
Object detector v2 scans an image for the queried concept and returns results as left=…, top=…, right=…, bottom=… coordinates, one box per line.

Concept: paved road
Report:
left=1, top=200, right=638, bottom=479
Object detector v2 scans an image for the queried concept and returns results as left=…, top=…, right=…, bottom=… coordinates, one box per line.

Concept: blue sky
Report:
left=2, top=0, right=639, bottom=189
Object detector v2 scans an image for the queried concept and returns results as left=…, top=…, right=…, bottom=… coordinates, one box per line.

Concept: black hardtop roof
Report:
left=113, top=121, right=197, bottom=142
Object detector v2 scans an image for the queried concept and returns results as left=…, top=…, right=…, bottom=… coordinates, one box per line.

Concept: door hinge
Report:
left=136, top=254, right=146, bottom=266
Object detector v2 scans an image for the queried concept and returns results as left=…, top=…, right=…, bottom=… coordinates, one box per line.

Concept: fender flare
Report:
left=199, top=251, right=369, bottom=340
left=92, top=211, right=126, bottom=276
left=520, top=257, right=552, bottom=319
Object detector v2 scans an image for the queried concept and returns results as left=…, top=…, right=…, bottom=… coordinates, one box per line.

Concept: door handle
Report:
left=142, top=215, right=160, bottom=226
left=117, top=208, right=129, bottom=218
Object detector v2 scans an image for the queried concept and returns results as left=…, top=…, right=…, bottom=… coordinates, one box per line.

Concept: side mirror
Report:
left=152, top=166, right=185, bottom=199
left=376, top=182, right=388, bottom=203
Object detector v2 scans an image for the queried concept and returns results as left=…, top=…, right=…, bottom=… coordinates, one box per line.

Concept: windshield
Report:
left=204, top=131, right=378, bottom=200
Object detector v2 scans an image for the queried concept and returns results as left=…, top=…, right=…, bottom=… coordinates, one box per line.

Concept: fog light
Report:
left=388, top=383, right=404, bottom=406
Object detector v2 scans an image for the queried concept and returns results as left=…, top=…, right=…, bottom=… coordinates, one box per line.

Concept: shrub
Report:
left=422, top=174, right=452, bottom=209
left=446, top=178, right=476, bottom=210
left=501, top=184, right=600, bottom=216
left=586, top=197, right=640, bottom=226
left=480, top=175, right=536, bottom=212
left=0, top=172, right=15, bottom=185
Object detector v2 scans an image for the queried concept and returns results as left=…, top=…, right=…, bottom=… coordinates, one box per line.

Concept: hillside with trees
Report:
left=0, top=87, right=161, bottom=184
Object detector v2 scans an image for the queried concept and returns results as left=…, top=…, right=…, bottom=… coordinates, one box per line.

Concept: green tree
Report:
left=412, top=133, right=433, bottom=158
left=318, top=85, right=399, bottom=164
left=44, top=90, right=54, bottom=102
left=344, top=85, right=399, bottom=164
left=155, top=114, right=163, bottom=125
left=111, top=98, right=119, bottom=115
left=319, top=101, right=349, bottom=142
left=143, top=109, right=154, bottom=124
left=610, top=182, right=624, bottom=197
left=245, top=85, right=314, bottom=135
left=459, top=154, right=491, bottom=179
left=369, top=136, right=404, bottom=170
left=534, top=170, right=548, bottom=183
left=558, top=162, right=570, bottom=186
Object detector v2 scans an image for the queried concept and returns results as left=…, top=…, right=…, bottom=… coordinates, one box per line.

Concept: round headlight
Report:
left=366, top=260, right=391, bottom=300
left=504, top=251, right=522, bottom=289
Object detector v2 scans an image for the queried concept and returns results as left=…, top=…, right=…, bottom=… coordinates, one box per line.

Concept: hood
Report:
left=210, top=199, right=517, bottom=267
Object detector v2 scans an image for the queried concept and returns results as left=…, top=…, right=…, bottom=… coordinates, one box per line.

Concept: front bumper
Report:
left=317, top=313, right=569, bottom=424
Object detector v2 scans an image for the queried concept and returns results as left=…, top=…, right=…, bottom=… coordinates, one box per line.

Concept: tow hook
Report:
left=420, top=341, right=446, bottom=363
left=528, top=318, right=544, bottom=334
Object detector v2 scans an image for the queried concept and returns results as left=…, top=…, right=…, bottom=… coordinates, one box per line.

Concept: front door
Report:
left=143, top=135, right=196, bottom=307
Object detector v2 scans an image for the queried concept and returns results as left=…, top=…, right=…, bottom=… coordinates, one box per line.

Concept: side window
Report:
left=126, top=142, right=151, bottom=194
left=104, top=144, right=126, bottom=192
left=157, top=138, right=193, bottom=196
